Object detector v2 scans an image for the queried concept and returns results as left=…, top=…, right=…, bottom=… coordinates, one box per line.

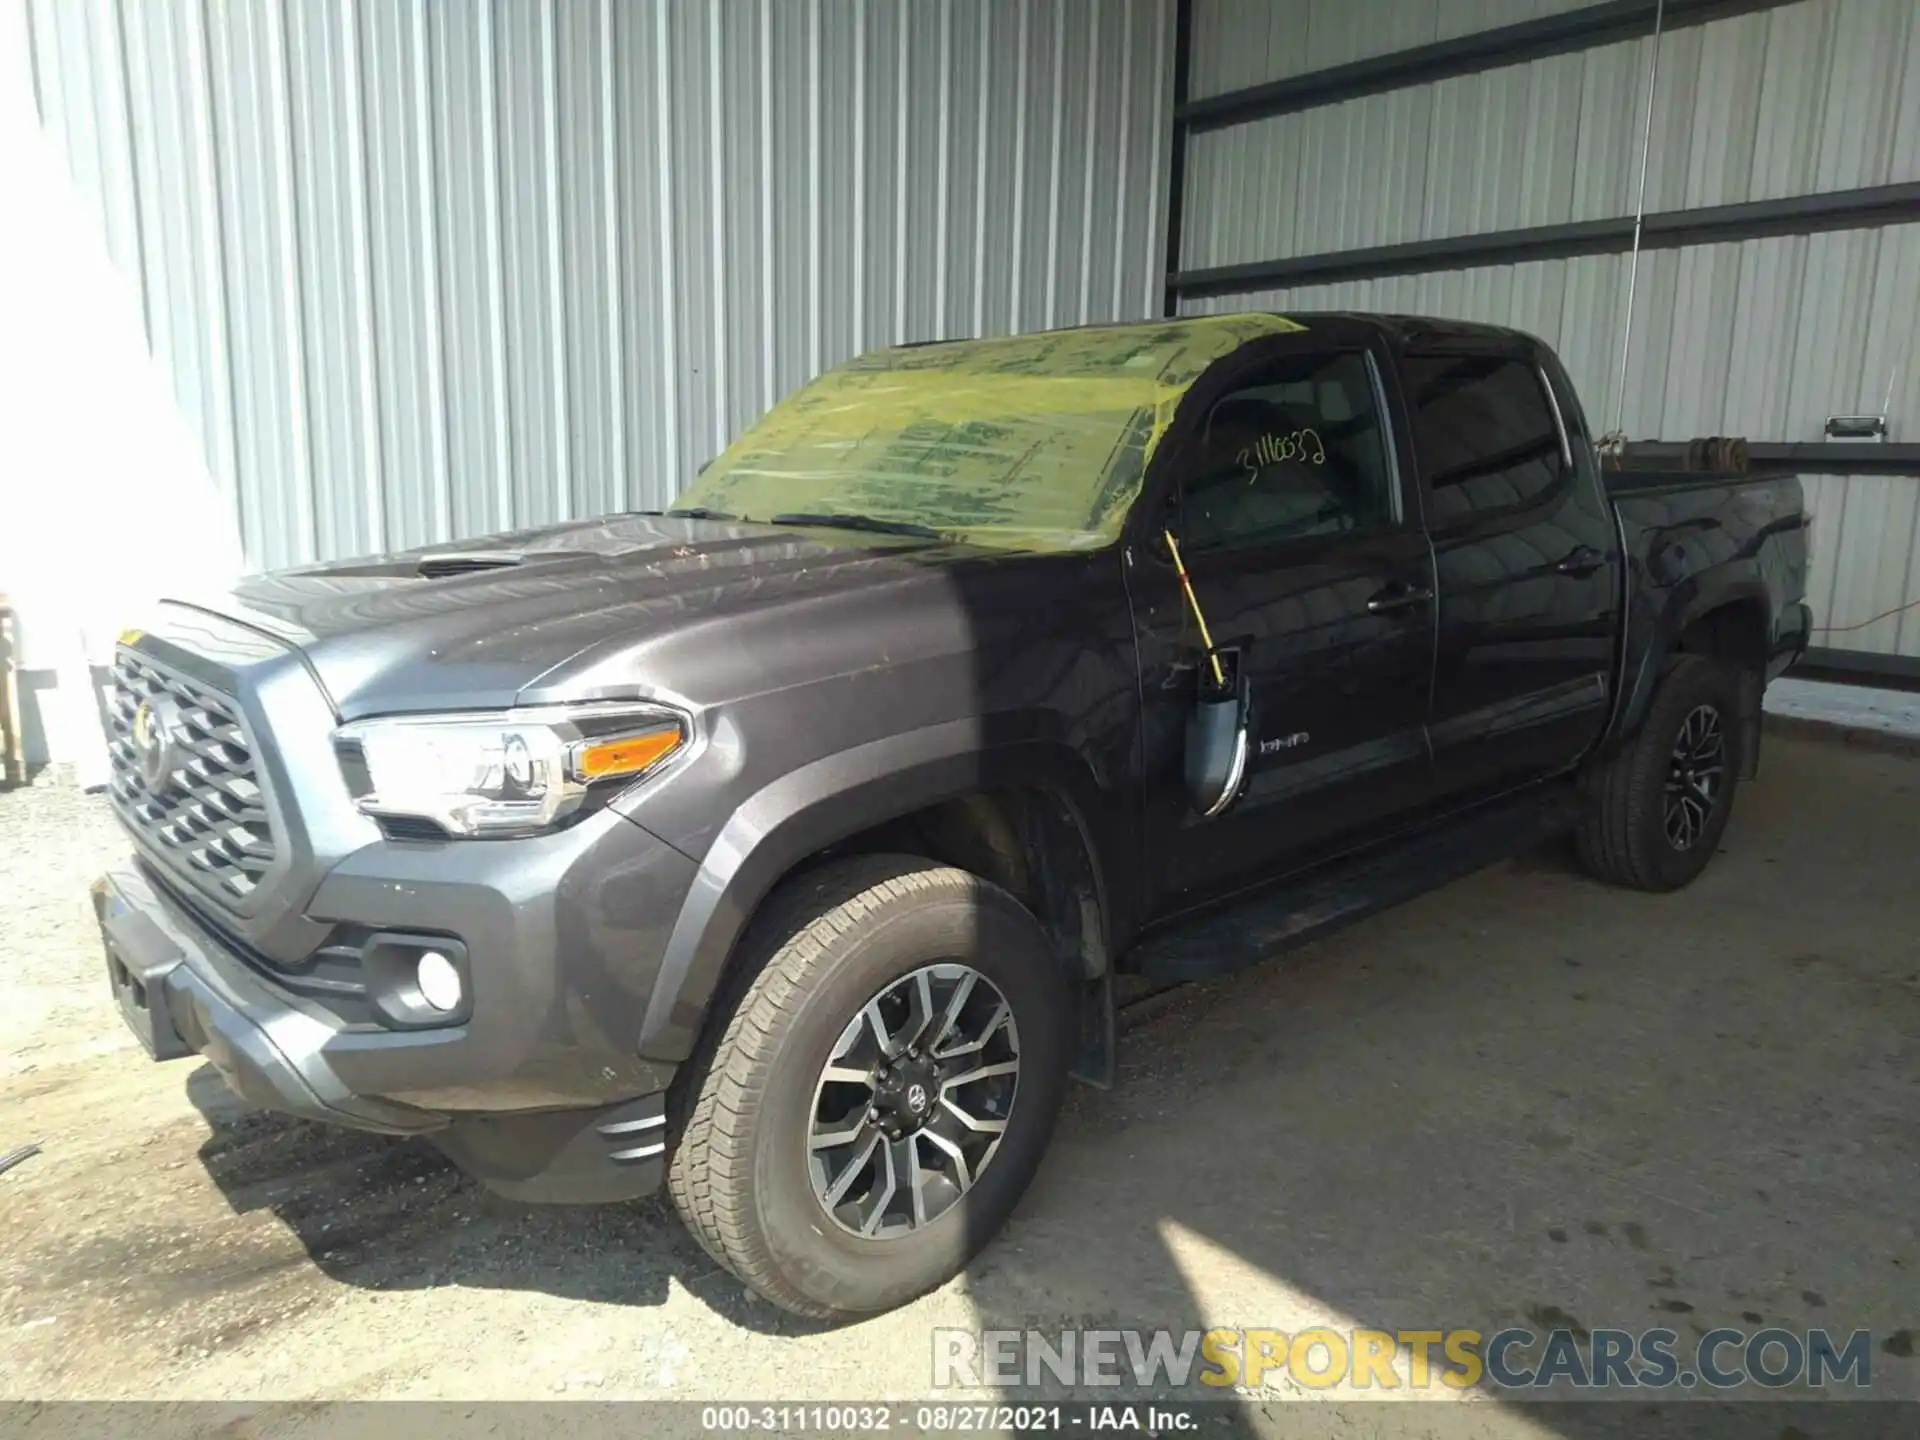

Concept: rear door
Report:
left=1400, top=344, right=1622, bottom=802
left=1129, top=336, right=1437, bottom=912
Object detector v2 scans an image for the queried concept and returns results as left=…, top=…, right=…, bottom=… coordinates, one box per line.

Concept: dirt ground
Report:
left=1, top=735, right=1915, bottom=1431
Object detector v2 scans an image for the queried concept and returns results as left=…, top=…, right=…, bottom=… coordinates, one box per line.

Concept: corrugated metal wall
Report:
left=1179, top=0, right=1920, bottom=657
left=1182, top=0, right=1920, bottom=274
left=21, top=0, right=1176, bottom=572
left=1188, top=0, right=1595, bottom=99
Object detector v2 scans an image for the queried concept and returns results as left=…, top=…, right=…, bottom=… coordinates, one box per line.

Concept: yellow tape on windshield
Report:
left=674, top=313, right=1304, bottom=550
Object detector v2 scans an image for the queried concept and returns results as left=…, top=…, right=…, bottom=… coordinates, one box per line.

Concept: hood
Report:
left=170, top=514, right=1023, bottom=719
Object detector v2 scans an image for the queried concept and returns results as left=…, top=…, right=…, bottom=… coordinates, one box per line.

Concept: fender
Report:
left=1613, top=570, right=1773, bottom=756
left=1604, top=474, right=1808, bottom=771
left=633, top=718, right=1116, bottom=1062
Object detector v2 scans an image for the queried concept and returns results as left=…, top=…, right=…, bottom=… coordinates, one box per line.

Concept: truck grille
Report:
left=107, top=650, right=277, bottom=905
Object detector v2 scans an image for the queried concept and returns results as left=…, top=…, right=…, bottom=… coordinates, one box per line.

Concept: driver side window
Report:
left=1175, top=350, right=1396, bottom=552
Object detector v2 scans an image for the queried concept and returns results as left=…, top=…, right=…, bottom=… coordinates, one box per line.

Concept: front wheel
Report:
left=1577, top=653, right=1745, bottom=891
left=666, top=854, right=1072, bottom=1320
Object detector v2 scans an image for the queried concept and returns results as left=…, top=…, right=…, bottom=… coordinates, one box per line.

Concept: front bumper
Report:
left=96, top=865, right=438, bottom=1133
left=93, top=844, right=687, bottom=1204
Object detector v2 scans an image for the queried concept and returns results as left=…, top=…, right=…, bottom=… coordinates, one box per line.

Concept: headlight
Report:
left=334, top=702, right=687, bottom=838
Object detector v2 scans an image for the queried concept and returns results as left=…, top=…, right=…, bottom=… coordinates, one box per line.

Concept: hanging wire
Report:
left=1607, top=0, right=1668, bottom=446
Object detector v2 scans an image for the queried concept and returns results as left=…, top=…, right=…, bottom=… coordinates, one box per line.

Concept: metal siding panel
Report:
left=764, top=0, right=812, bottom=393
left=34, top=0, right=96, bottom=225
left=121, top=0, right=211, bottom=478
left=23, top=0, right=60, bottom=146
left=1182, top=1, right=1920, bottom=269
left=1187, top=0, right=1592, bottom=100
left=205, top=0, right=303, bottom=571
left=492, top=0, right=559, bottom=530
left=1043, top=0, right=1089, bottom=329
left=282, top=0, right=375, bottom=559
left=556, top=0, right=617, bottom=517
left=428, top=0, right=510, bottom=539
left=1008, top=0, right=1050, bottom=332
left=608, top=0, right=674, bottom=509
left=358, top=0, right=441, bottom=552
left=896, top=0, right=940, bottom=343
left=23, top=0, right=1176, bottom=564
left=815, top=1, right=859, bottom=370
left=1643, top=0, right=1920, bottom=211
left=1181, top=33, right=1648, bottom=270
left=661, top=0, right=710, bottom=477
left=1569, top=30, right=1645, bottom=221
left=1182, top=0, right=1920, bottom=659
left=1137, top=0, right=1174, bottom=316
left=85, top=0, right=142, bottom=287
left=1810, top=0, right=1917, bottom=192
left=179, top=0, right=243, bottom=531
left=1073, top=0, right=1103, bottom=325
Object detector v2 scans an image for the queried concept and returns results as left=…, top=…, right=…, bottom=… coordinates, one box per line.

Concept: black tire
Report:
left=1576, top=653, right=1746, bottom=892
left=665, top=853, right=1072, bottom=1320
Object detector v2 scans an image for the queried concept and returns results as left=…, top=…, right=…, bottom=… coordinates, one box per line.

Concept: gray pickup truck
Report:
left=93, top=313, right=1810, bottom=1319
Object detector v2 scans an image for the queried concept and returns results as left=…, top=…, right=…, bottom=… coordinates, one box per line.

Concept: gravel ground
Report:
left=0, top=776, right=133, bottom=1082
left=1, top=738, right=1915, bottom=1432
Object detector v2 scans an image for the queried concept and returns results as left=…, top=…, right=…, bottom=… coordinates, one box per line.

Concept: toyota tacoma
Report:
left=93, top=313, right=1811, bottom=1319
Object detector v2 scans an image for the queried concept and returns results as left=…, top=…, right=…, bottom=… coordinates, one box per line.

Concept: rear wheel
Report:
left=666, top=854, right=1072, bottom=1320
left=1577, top=653, right=1745, bottom=891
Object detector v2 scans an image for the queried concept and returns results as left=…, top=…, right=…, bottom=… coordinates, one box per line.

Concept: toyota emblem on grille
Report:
left=130, top=698, right=178, bottom=790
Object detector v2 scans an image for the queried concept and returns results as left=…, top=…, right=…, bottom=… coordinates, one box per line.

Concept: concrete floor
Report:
left=1766, top=677, right=1920, bottom=745
left=1, top=735, right=1915, bottom=1435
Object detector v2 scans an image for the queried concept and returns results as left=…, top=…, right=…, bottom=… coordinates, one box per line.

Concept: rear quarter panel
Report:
left=1608, top=472, right=1810, bottom=747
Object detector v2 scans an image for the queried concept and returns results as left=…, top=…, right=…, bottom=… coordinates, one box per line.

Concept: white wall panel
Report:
left=1642, top=0, right=1920, bottom=209
left=22, top=0, right=1176, bottom=572
left=1188, top=0, right=1594, bottom=100
left=1183, top=32, right=1651, bottom=269
left=1182, top=0, right=1920, bottom=658
left=1182, top=0, right=1920, bottom=271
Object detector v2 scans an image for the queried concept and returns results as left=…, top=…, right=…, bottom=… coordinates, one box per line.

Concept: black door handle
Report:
left=1366, top=584, right=1434, bottom=616
left=1556, top=544, right=1605, bottom=576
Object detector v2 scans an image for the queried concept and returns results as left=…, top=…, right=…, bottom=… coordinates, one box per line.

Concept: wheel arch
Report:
left=636, top=720, right=1115, bottom=1062
left=1615, top=581, right=1773, bottom=779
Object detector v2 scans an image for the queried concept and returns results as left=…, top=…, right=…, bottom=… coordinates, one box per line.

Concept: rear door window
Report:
left=1402, top=354, right=1567, bottom=525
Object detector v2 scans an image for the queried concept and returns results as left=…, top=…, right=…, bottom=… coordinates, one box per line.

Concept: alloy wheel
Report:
left=1664, top=703, right=1725, bottom=851
left=807, top=963, right=1020, bottom=1239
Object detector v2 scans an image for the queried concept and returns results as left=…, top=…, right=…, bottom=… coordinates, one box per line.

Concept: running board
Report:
left=1126, top=783, right=1584, bottom=984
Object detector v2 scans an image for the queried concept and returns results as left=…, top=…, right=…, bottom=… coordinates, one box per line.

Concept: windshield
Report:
left=671, top=313, right=1305, bottom=551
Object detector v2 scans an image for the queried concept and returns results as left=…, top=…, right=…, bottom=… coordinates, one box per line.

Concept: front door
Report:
left=1127, top=340, right=1437, bottom=913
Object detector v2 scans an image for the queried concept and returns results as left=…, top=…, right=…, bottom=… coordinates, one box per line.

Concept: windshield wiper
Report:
left=768, top=511, right=943, bottom=539
left=663, top=506, right=737, bottom=520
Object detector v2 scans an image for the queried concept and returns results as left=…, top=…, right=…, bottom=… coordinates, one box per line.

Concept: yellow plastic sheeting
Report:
left=672, top=313, right=1304, bottom=551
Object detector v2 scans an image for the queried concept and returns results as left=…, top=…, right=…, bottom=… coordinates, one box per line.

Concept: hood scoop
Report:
left=416, top=551, right=527, bottom=579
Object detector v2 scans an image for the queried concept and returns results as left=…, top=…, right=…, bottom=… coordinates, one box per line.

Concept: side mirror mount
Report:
left=1184, top=648, right=1250, bottom=818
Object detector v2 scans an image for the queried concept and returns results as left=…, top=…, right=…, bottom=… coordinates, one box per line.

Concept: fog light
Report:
left=415, top=949, right=463, bottom=1012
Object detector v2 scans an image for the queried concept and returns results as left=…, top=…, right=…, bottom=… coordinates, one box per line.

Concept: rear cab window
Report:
left=1401, top=352, right=1571, bottom=526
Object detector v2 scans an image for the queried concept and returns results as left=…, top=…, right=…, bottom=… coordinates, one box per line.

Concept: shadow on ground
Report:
left=182, top=1065, right=818, bottom=1333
